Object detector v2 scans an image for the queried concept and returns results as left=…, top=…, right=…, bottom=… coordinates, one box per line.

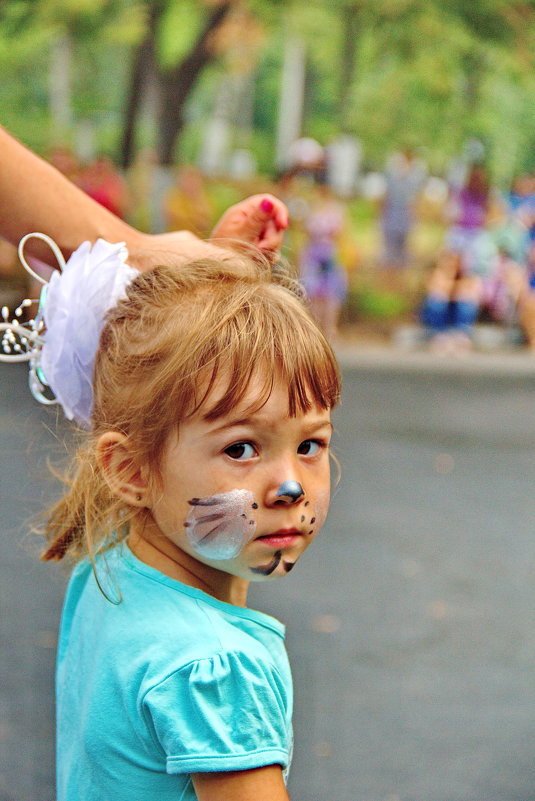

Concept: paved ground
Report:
left=1, top=353, right=535, bottom=801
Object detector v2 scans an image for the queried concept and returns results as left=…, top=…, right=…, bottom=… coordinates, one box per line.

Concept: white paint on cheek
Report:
left=184, top=489, right=257, bottom=560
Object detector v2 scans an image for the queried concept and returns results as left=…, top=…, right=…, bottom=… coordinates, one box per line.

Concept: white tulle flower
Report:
left=41, top=239, right=138, bottom=428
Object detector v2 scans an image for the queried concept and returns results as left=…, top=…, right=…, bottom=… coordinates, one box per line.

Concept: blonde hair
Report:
left=42, top=255, right=341, bottom=563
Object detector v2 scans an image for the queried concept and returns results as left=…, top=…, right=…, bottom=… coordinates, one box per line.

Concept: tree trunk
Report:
left=157, top=1, right=233, bottom=166
left=120, top=0, right=165, bottom=169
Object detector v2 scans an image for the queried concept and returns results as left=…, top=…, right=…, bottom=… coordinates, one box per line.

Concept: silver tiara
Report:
left=0, top=233, right=138, bottom=428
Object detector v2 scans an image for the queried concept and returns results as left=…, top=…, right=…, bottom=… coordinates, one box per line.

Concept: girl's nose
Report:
left=274, top=480, right=305, bottom=505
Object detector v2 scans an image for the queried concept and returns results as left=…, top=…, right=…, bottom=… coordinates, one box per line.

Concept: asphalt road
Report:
left=1, top=358, right=535, bottom=801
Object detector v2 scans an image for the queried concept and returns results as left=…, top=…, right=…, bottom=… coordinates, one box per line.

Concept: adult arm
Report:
left=0, top=125, right=150, bottom=261
left=0, top=126, right=288, bottom=271
left=193, top=765, right=291, bottom=801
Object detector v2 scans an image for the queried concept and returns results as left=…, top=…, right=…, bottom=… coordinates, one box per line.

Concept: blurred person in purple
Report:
left=445, top=163, right=492, bottom=258
left=299, top=179, right=348, bottom=342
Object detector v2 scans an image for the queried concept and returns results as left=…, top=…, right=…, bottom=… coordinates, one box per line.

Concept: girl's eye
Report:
left=224, top=442, right=256, bottom=460
left=297, top=439, right=324, bottom=457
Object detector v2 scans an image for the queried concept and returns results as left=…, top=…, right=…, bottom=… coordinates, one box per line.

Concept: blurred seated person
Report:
left=48, top=145, right=81, bottom=185
left=80, top=154, right=130, bottom=219
left=164, top=165, right=213, bottom=239
left=420, top=251, right=486, bottom=352
left=420, top=165, right=496, bottom=351
left=421, top=195, right=533, bottom=352
left=510, top=231, right=535, bottom=352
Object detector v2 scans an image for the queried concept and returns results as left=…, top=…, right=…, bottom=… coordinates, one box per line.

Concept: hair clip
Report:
left=1, top=233, right=64, bottom=407
left=0, top=234, right=138, bottom=428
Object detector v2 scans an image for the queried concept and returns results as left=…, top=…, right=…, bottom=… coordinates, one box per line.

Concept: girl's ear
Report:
left=96, top=432, right=148, bottom=507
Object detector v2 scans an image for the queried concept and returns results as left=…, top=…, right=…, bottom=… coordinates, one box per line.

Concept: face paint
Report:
left=303, top=489, right=330, bottom=539
left=311, top=489, right=330, bottom=532
left=250, top=551, right=282, bottom=575
left=185, top=489, right=256, bottom=560
left=276, top=480, right=305, bottom=503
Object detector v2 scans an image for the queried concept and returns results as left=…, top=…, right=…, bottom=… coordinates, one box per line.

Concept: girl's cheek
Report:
left=305, top=488, right=330, bottom=536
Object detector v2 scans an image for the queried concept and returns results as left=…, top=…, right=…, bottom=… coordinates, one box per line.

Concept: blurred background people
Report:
left=80, top=154, right=130, bottom=220
left=164, top=165, right=213, bottom=239
left=380, top=147, right=426, bottom=270
left=420, top=164, right=497, bottom=351
left=299, top=179, right=349, bottom=342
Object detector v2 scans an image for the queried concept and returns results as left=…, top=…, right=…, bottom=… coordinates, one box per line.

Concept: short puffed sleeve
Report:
left=143, top=650, right=293, bottom=775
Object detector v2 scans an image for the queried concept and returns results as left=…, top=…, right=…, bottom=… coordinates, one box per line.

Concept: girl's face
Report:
left=146, top=375, right=332, bottom=581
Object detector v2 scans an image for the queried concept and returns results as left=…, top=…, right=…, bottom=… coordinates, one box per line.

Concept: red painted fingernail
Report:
left=260, top=198, right=273, bottom=213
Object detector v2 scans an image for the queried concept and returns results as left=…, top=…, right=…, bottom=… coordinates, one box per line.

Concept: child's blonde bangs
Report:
left=190, top=285, right=341, bottom=422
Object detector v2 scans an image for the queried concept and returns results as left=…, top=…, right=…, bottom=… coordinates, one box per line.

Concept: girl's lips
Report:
left=255, top=530, right=302, bottom=548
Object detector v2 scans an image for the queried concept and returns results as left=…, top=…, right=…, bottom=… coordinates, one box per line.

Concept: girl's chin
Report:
left=248, top=550, right=298, bottom=578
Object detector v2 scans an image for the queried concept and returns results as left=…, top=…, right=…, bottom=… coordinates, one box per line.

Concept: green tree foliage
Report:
left=0, top=0, right=144, bottom=151
left=0, top=0, right=533, bottom=179
left=286, top=0, right=535, bottom=179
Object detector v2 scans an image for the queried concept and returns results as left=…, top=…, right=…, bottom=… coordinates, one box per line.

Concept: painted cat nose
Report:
left=275, top=480, right=305, bottom=504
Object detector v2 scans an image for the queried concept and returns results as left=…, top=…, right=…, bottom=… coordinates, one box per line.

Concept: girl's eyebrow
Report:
left=207, top=416, right=333, bottom=435
left=209, top=416, right=254, bottom=433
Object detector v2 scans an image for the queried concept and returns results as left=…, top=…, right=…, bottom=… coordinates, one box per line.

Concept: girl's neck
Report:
left=128, top=519, right=250, bottom=608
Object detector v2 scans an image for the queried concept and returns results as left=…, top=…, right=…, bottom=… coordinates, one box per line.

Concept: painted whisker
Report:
left=190, top=512, right=225, bottom=525
left=197, top=521, right=230, bottom=542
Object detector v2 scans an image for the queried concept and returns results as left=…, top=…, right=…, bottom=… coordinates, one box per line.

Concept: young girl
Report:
left=3, top=239, right=340, bottom=800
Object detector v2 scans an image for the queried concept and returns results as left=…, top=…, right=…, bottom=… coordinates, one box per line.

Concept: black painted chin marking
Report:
left=283, top=561, right=295, bottom=573
left=250, top=550, right=282, bottom=576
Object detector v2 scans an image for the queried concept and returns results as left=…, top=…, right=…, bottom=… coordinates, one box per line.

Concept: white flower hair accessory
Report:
left=0, top=233, right=139, bottom=428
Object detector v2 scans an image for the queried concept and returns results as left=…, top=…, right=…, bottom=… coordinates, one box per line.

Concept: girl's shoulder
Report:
left=63, top=544, right=286, bottom=670
left=57, top=550, right=294, bottom=786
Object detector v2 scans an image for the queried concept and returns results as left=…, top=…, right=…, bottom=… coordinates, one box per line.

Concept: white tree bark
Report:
left=275, top=35, right=306, bottom=170
left=49, top=33, right=73, bottom=136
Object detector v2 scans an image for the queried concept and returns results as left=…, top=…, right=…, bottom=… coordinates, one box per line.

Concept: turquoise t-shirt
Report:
left=56, top=544, right=293, bottom=801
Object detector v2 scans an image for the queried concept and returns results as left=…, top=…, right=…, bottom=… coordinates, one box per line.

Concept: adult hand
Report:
left=0, top=126, right=290, bottom=271
left=211, top=194, right=289, bottom=254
